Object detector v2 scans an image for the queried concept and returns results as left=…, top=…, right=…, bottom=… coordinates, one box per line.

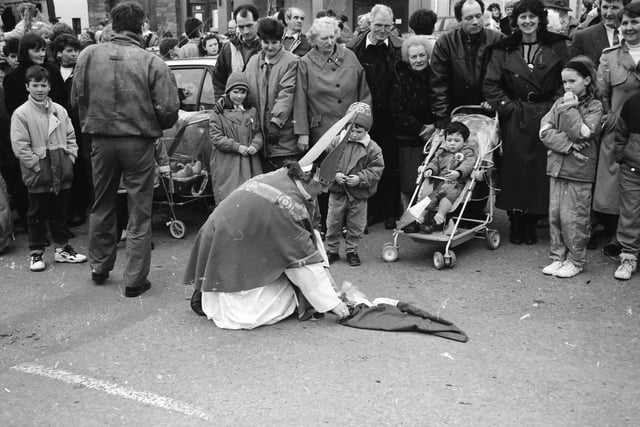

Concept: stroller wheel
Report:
left=433, top=251, right=445, bottom=270
left=445, top=250, right=457, bottom=268
left=381, top=242, right=398, bottom=262
left=169, top=220, right=186, bottom=239
left=485, top=229, right=501, bottom=250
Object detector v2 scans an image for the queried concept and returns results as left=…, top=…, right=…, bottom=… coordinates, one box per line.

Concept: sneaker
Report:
left=346, top=251, right=361, bottom=266
left=614, top=255, right=638, bottom=280
left=30, top=253, right=45, bottom=272
left=327, top=252, right=340, bottom=264
left=554, top=261, right=583, bottom=278
left=542, top=260, right=563, bottom=276
left=55, top=245, right=87, bottom=263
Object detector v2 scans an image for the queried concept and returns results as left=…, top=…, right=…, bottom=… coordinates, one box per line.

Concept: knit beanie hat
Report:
left=225, top=72, right=249, bottom=94
left=347, top=102, right=373, bottom=131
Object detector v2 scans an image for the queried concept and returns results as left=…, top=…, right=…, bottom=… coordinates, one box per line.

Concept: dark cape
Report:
left=183, top=169, right=323, bottom=293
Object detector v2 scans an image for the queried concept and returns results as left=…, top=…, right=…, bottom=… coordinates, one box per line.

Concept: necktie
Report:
left=613, top=29, right=620, bottom=46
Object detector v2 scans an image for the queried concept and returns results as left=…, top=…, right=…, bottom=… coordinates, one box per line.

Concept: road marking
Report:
left=11, top=363, right=212, bottom=421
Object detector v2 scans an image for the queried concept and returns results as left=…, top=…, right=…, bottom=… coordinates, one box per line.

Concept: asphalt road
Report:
left=1, top=206, right=639, bottom=426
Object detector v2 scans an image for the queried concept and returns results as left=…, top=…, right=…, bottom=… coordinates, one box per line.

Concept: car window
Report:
left=200, top=70, right=216, bottom=110
left=172, top=68, right=204, bottom=111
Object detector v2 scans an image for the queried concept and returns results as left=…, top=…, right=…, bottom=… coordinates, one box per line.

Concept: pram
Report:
left=154, top=111, right=213, bottom=238
left=381, top=105, right=502, bottom=269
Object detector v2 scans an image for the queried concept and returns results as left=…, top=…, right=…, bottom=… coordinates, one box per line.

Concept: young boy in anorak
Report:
left=325, top=102, right=384, bottom=266
left=10, top=65, right=86, bottom=271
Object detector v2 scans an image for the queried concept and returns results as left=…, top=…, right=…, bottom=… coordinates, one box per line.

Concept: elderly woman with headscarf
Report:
left=389, top=35, right=435, bottom=219
left=484, top=0, right=569, bottom=245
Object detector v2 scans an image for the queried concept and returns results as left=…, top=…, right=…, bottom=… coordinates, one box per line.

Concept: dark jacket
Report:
left=72, top=32, right=180, bottom=138
left=283, top=33, right=312, bottom=57
left=484, top=30, right=570, bottom=214
left=212, top=36, right=261, bottom=98
left=569, top=22, right=611, bottom=67
left=615, top=91, right=640, bottom=170
left=429, top=28, right=504, bottom=120
left=348, top=31, right=403, bottom=114
left=390, top=61, right=434, bottom=146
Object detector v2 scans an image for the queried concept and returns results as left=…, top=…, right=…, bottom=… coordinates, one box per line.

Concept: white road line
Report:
left=10, top=363, right=212, bottom=421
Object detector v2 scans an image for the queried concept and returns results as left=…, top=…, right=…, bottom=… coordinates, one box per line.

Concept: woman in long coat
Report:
left=592, top=2, right=640, bottom=255
left=484, top=0, right=569, bottom=244
left=389, top=35, right=435, bottom=215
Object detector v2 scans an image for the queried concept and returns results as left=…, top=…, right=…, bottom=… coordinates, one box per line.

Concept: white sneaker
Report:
left=614, top=255, right=638, bottom=280
left=554, top=261, right=583, bottom=278
left=55, top=245, right=87, bottom=263
left=542, top=260, right=564, bottom=276
left=30, top=253, right=45, bottom=272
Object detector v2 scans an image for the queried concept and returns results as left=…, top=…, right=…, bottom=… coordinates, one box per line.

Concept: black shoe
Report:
left=190, top=289, right=205, bottom=316
left=91, top=269, right=109, bottom=285
left=125, top=279, right=151, bottom=297
left=603, top=243, right=622, bottom=260
left=420, top=219, right=444, bottom=234
left=403, top=222, right=420, bottom=233
left=524, top=223, right=538, bottom=245
left=509, top=215, right=523, bottom=244
left=327, top=252, right=340, bottom=264
left=346, top=251, right=361, bottom=266
left=384, top=218, right=396, bottom=230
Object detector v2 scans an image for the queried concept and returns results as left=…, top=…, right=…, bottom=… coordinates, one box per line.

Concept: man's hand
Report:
left=297, top=134, right=309, bottom=151
left=346, top=174, right=360, bottom=186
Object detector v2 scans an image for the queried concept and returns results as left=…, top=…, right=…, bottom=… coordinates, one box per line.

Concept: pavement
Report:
left=1, top=206, right=639, bottom=426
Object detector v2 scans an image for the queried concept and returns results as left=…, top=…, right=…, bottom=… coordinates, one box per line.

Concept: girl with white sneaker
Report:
left=539, top=56, right=603, bottom=278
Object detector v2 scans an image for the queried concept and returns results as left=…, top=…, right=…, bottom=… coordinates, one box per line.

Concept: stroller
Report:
left=154, top=111, right=213, bottom=238
left=381, top=105, right=502, bottom=269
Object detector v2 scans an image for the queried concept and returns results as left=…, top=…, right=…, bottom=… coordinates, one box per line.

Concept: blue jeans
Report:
left=89, top=136, right=155, bottom=287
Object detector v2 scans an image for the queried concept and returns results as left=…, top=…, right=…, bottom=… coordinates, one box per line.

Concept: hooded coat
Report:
left=484, top=30, right=569, bottom=214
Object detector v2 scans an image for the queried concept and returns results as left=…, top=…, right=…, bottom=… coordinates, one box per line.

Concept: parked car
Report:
left=165, top=57, right=218, bottom=112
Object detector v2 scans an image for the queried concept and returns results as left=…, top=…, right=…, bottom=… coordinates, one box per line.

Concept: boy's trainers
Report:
left=542, top=260, right=564, bottom=276
left=554, top=261, right=583, bottom=278
left=614, top=254, right=638, bottom=280
left=55, top=245, right=87, bottom=263
left=30, top=253, right=45, bottom=272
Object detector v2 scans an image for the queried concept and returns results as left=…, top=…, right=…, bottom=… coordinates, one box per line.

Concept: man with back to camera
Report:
left=178, top=17, right=202, bottom=58
left=72, top=1, right=179, bottom=296
left=213, top=4, right=261, bottom=97
left=282, top=7, right=311, bottom=57
left=429, top=0, right=503, bottom=222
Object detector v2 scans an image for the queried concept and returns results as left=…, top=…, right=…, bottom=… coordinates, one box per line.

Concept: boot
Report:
left=509, top=212, right=523, bottom=245
left=523, top=216, right=539, bottom=245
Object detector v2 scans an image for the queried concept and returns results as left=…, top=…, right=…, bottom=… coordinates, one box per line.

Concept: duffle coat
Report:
left=593, top=41, right=640, bottom=215
left=484, top=31, right=569, bottom=215
left=209, top=99, right=263, bottom=205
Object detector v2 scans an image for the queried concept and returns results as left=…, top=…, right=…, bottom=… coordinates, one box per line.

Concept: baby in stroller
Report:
left=418, top=121, right=477, bottom=233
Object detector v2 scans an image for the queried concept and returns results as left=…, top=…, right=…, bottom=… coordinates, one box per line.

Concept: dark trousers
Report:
left=67, top=134, right=93, bottom=221
left=27, top=189, right=70, bottom=253
left=89, top=136, right=155, bottom=287
left=368, top=116, right=400, bottom=221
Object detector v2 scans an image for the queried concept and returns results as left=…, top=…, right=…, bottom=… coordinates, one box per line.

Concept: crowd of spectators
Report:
left=1, top=0, right=640, bottom=282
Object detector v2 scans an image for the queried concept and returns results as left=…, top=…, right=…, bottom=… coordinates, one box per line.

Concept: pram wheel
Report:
left=381, top=242, right=398, bottom=262
left=433, top=251, right=445, bottom=270
left=445, top=250, right=457, bottom=267
left=485, top=229, right=501, bottom=250
left=169, top=220, right=186, bottom=239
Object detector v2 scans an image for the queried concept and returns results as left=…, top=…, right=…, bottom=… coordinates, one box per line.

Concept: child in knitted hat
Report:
left=209, top=72, right=263, bottom=205
left=324, top=102, right=384, bottom=266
